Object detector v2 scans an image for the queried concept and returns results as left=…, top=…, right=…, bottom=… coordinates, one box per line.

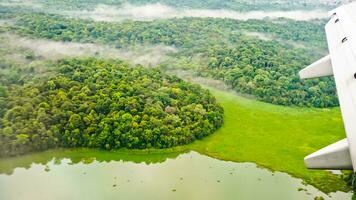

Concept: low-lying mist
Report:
left=1, top=1, right=328, bottom=21
left=169, top=69, right=257, bottom=99
left=4, top=34, right=176, bottom=66
left=0, top=0, right=43, bottom=9
left=169, top=69, right=230, bottom=91
left=0, top=19, right=13, bottom=27
left=61, top=3, right=328, bottom=22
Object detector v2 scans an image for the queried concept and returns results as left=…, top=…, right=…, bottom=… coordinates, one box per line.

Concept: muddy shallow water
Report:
left=0, top=150, right=351, bottom=200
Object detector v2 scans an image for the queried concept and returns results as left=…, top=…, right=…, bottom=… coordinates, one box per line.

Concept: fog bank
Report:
left=62, top=3, right=328, bottom=22
left=4, top=34, right=176, bottom=66
left=169, top=69, right=231, bottom=91
left=0, top=0, right=43, bottom=9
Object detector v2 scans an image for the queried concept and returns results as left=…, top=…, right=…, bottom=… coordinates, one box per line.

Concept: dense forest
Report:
left=199, top=41, right=337, bottom=107
left=0, top=58, right=223, bottom=157
left=0, top=1, right=340, bottom=154
left=10, top=13, right=327, bottom=49
left=1, top=11, right=338, bottom=107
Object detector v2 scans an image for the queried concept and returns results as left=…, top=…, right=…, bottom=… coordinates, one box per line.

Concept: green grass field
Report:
left=184, top=87, right=350, bottom=193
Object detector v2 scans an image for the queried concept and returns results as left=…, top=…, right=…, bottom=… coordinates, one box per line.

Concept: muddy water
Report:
left=0, top=150, right=351, bottom=200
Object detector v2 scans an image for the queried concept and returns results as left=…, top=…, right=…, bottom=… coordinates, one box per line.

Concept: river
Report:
left=0, top=149, right=351, bottom=200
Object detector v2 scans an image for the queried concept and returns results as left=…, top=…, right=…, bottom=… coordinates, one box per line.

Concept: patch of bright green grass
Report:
left=185, top=87, right=350, bottom=193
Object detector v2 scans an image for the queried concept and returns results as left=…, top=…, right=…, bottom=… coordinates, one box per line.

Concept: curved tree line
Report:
left=0, top=58, right=224, bottom=157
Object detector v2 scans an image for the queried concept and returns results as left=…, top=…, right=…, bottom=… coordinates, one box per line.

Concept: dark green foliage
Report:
left=199, top=40, right=337, bottom=107
left=7, top=13, right=337, bottom=107
left=343, top=172, right=356, bottom=200
left=12, top=13, right=327, bottom=49
left=0, top=58, right=223, bottom=157
left=0, top=86, right=7, bottom=98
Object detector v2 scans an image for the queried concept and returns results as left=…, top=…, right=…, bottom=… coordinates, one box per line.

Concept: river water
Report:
left=0, top=150, right=351, bottom=200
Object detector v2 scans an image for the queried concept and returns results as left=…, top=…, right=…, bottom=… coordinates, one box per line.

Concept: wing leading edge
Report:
left=299, top=2, right=356, bottom=170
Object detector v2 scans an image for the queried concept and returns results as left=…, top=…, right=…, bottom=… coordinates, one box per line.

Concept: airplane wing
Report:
left=299, top=2, right=356, bottom=170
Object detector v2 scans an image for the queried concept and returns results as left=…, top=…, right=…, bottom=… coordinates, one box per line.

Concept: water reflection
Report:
left=0, top=150, right=352, bottom=200
left=0, top=148, right=182, bottom=175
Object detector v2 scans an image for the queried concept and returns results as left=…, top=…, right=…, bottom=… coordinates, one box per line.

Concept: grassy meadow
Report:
left=184, top=87, right=349, bottom=193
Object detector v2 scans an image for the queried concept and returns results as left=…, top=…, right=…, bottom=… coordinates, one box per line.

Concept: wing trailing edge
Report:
left=299, top=55, right=333, bottom=79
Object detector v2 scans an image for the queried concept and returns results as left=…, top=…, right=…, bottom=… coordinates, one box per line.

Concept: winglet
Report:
left=304, top=138, right=352, bottom=170
left=299, top=55, right=333, bottom=79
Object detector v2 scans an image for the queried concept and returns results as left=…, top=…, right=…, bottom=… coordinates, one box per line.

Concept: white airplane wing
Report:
left=299, top=2, right=356, bottom=170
